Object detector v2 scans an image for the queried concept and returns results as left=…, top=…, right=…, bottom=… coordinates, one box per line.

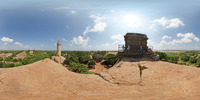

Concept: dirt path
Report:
left=0, top=57, right=200, bottom=100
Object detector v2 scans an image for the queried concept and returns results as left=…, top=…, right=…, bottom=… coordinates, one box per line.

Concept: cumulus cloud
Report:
left=111, top=34, right=124, bottom=45
left=1, top=37, right=13, bottom=43
left=14, top=42, right=23, bottom=47
left=111, top=34, right=123, bottom=41
left=162, top=35, right=171, bottom=39
left=67, top=10, right=76, bottom=15
left=55, top=7, right=70, bottom=10
left=110, top=10, right=116, bottom=13
left=62, top=38, right=67, bottom=42
left=55, top=7, right=76, bottom=16
left=177, top=32, right=199, bottom=42
left=159, top=32, right=199, bottom=46
left=71, top=36, right=89, bottom=46
left=152, top=17, right=184, bottom=28
left=83, top=15, right=107, bottom=35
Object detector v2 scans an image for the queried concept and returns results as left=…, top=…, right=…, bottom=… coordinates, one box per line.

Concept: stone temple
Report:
left=118, top=33, right=154, bottom=58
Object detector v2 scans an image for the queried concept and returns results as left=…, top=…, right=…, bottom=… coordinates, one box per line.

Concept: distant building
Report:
left=57, top=40, right=61, bottom=56
left=118, top=33, right=154, bottom=58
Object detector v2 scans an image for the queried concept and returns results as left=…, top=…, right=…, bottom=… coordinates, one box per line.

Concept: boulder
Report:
left=51, top=56, right=66, bottom=64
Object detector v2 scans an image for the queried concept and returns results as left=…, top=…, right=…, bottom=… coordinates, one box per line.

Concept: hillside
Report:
left=0, top=58, right=200, bottom=100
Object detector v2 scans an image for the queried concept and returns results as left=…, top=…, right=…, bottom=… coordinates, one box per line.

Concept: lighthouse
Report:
left=57, top=40, right=61, bottom=56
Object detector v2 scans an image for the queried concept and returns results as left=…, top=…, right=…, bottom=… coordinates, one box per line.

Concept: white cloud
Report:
left=110, top=10, right=116, bottom=13
left=55, top=7, right=70, bottom=10
left=166, top=18, right=184, bottom=28
left=194, top=37, right=200, bottom=42
left=14, top=42, right=23, bottom=47
left=111, top=34, right=124, bottom=45
left=67, top=10, right=76, bottom=15
left=162, top=35, right=171, bottom=39
left=1, top=37, right=13, bottom=43
left=111, top=34, right=123, bottom=41
left=159, top=32, right=199, bottom=46
left=83, top=15, right=107, bottom=35
left=62, top=38, right=67, bottom=42
left=147, top=40, right=154, bottom=46
left=71, top=36, right=89, bottom=46
left=152, top=17, right=184, bottom=28
left=177, top=32, right=199, bottom=42
left=153, top=17, right=168, bottom=26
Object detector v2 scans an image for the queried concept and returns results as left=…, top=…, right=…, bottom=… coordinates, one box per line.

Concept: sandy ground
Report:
left=89, top=62, right=105, bottom=73
left=0, top=53, right=13, bottom=58
left=0, top=57, right=200, bottom=100
left=14, top=51, right=27, bottom=60
left=106, top=51, right=118, bottom=55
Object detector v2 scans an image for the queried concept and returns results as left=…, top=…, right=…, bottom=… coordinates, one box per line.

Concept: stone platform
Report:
left=117, top=52, right=153, bottom=58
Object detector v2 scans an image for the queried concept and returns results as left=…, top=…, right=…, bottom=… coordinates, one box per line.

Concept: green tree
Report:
left=63, top=55, right=79, bottom=65
left=103, top=54, right=119, bottom=66
left=68, top=62, right=89, bottom=74
left=196, top=58, right=200, bottom=67
left=189, top=57, right=196, bottom=63
left=88, top=59, right=96, bottom=68
left=154, top=51, right=167, bottom=60
left=168, top=55, right=179, bottom=64
left=180, top=54, right=190, bottom=62
left=0, top=57, right=3, bottom=61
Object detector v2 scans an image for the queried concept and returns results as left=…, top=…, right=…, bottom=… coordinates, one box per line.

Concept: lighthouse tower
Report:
left=57, top=40, right=61, bottom=56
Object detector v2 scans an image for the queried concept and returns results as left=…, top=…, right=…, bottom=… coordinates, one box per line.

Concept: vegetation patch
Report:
left=155, top=51, right=200, bottom=67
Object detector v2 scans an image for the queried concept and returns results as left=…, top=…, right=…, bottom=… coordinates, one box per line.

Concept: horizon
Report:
left=0, top=0, right=200, bottom=51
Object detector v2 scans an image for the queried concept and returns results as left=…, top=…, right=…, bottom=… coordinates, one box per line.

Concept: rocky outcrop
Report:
left=14, top=51, right=26, bottom=60
left=51, top=56, right=65, bottom=64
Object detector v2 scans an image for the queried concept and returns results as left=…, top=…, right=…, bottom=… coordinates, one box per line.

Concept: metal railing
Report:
left=118, top=44, right=125, bottom=52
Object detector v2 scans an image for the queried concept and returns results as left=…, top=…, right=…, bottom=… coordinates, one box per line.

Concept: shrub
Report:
left=63, top=55, right=79, bottom=65
left=0, top=57, right=3, bottom=61
left=154, top=51, right=167, bottom=60
left=189, top=57, right=196, bottom=63
left=15, top=62, right=23, bottom=67
left=79, top=55, right=90, bottom=64
left=180, top=54, right=190, bottom=62
left=103, top=54, right=119, bottom=66
left=196, top=58, right=200, bottom=67
left=68, top=62, right=89, bottom=74
left=167, top=55, right=179, bottom=64
left=88, top=59, right=96, bottom=68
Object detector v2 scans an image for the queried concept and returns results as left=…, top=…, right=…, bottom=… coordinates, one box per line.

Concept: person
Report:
left=140, top=46, right=145, bottom=57
left=127, top=45, right=130, bottom=52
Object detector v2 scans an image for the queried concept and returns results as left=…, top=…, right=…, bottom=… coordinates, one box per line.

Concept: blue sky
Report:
left=0, top=0, right=200, bottom=50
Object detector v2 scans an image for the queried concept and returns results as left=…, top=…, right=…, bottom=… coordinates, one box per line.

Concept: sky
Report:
left=0, top=0, right=200, bottom=51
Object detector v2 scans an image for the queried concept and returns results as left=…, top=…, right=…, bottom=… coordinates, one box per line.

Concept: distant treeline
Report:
left=154, top=51, right=200, bottom=67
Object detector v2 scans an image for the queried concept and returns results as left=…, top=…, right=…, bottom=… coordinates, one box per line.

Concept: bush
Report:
left=0, top=57, right=3, bottom=61
left=167, top=55, right=179, bottom=64
left=103, top=54, right=119, bottom=66
left=68, top=62, right=89, bottom=74
left=197, top=58, right=200, bottom=67
left=15, top=62, right=23, bottom=67
left=154, top=51, right=167, bottom=60
left=0, top=63, right=15, bottom=68
left=180, top=54, right=190, bottom=62
left=79, top=55, right=90, bottom=64
left=189, top=57, right=196, bottom=63
left=88, top=59, right=96, bottom=68
left=63, top=55, right=79, bottom=65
